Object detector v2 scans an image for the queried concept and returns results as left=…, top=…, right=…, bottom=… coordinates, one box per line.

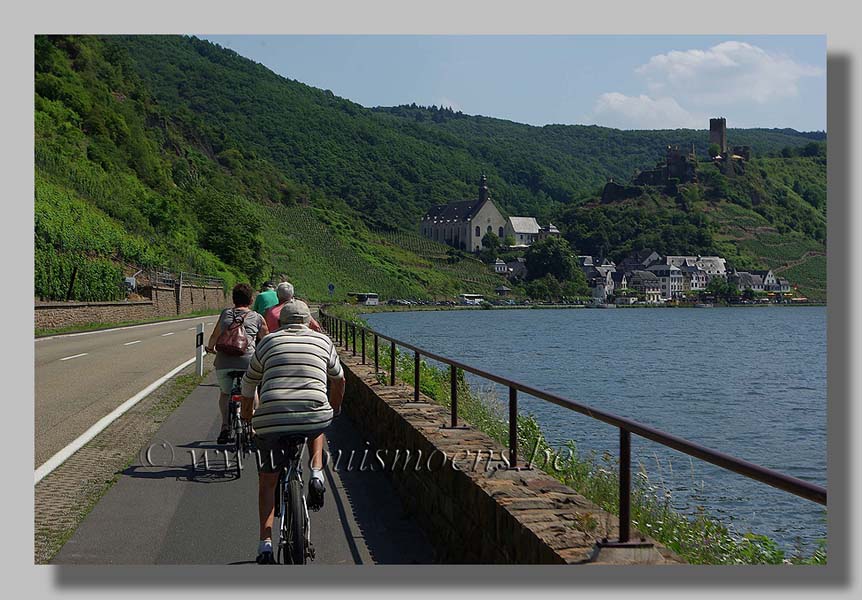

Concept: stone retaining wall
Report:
left=35, top=285, right=228, bottom=330
left=337, top=351, right=683, bottom=565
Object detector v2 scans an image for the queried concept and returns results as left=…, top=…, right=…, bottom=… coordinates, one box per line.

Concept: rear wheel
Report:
left=286, top=479, right=306, bottom=564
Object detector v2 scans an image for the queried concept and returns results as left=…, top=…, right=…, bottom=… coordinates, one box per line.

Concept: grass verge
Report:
left=35, top=308, right=221, bottom=337
left=34, top=365, right=209, bottom=564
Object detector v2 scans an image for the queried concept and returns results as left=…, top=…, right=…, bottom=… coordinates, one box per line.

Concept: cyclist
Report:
left=252, top=281, right=279, bottom=316
left=205, top=283, right=268, bottom=445
left=240, top=300, right=344, bottom=565
left=263, top=282, right=322, bottom=334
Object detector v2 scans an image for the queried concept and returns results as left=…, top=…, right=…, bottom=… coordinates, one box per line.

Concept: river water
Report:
left=363, top=306, right=827, bottom=555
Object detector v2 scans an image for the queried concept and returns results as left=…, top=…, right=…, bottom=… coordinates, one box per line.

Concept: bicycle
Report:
left=224, top=371, right=255, bottom=478
left=271, top=435, right=314, bottom=564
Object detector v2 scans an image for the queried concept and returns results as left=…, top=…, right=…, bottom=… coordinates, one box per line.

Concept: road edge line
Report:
left=34, top=356, right=196, bottom=485
left=35, top=313, right=218, bottom=341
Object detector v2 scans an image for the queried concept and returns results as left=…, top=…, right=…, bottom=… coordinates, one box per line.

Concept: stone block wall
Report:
left=337, top=351, right=683, bottom=565
left=178, top=285, right=226, bottom=314
left=34, top=301, right=157, bottom=331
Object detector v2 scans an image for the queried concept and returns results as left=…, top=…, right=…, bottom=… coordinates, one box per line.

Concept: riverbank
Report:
left=346, top=301, right=826, bottom=316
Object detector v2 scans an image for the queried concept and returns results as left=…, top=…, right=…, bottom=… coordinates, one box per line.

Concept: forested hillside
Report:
left=34, top=35, right=827, bottom=303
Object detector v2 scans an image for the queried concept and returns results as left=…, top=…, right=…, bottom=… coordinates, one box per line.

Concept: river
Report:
left=363, top=306, right=827, bottom=555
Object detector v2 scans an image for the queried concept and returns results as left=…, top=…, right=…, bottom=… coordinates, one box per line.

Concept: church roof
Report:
left=422, top=198, right=488, bottom=223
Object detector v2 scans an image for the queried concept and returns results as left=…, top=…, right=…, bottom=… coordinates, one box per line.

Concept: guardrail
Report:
left=319, top=307, right=827, bottom=547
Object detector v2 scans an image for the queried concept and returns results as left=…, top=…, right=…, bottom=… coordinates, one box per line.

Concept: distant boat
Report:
left=694, top=303, right=713, bottom=308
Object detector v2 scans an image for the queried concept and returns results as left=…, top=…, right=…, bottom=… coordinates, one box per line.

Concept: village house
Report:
left=627, top=270, right=662, bottom=303
left=505, top=257, right=528, bottom=281
left=504, top=216, right=541, bottom=247
left=538, top=223, right=561, bottom=241
left=619, top=249, right=662, bottom=272
left=664, top=255, right=728, bottom=281
left=729, top=268, right=789, bottom=294
left=646, top=263, right=684, bottom=300
left=420, top=175, right=506, bottom=252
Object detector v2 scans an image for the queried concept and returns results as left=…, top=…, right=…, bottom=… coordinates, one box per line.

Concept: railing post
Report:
left=344, top=321, right=349, bottom=350
left=374, top=334, right=379, bottom=373
left=389, top=342, right=396, bottom=386
left=450, top=365, right=458, bottom=427
left=361, top=328, right=366, bottom=364
left=414, top=351, right=420, bottom=402
left=508, top=387, right=518, bottom=468
left=619, top=429, right=631, bottom=543
left=352, top=324, right=356, bottom=356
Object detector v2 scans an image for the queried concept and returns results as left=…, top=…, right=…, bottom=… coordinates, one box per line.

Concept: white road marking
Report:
left=35, top=356, right=196, bottom=484
left=123, top=340, right=142, bottom=346
left=59, top=353, right=88, bottom=361
left=36, top=315, right=217, bottom=342
left=161, top=332, right=175, bottom=337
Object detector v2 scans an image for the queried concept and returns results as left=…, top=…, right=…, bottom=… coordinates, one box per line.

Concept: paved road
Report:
left=52, top=372, right=434, bottom=564
left=35, top=315, right=217, bottom=468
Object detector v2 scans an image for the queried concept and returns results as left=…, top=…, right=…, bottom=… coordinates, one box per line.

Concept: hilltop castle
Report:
left=600, top=117, right=752, bottom=203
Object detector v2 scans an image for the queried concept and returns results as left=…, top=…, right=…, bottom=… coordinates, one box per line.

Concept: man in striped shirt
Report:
left=240, top=299, right=345, bottom=564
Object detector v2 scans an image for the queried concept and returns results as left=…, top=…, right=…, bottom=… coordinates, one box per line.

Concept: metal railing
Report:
left=319, top=308, right=827, bottom=546
left=139, top=268, right=224, bottom=289
left=178, top=271, right=225, bottom=288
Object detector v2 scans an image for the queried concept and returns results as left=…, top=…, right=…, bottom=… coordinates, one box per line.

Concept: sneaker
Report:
left=217, top=429, right=230, bottom=445
left=256, top=551, right=276, bottom=565
left=307, top=477, right=325, bottom=511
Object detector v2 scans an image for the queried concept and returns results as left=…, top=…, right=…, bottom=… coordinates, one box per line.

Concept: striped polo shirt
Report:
left=241, top=324, right=343, bottom=437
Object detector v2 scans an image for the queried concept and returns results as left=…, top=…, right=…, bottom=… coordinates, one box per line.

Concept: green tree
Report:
left=525, top=274, right=561, bottom=301
left=482, top=231, right=500, bottom=250
left=708, top=143, right=721, bottom=158
left=524, top=236, right=578, bottom=282
left=479, top=231, right=501, bottom=262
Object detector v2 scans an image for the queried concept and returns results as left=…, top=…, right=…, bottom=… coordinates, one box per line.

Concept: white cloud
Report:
left=587, top=41, right=822, bottom=129
left=635, top=41, right=823, bottom=105
left=591, top=92, right=701, bottom=130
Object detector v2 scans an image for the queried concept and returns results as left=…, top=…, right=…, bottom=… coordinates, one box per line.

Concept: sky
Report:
left=201, top=35, right=826, bottom=132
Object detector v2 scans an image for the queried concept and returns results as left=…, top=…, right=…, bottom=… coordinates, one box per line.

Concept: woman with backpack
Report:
left=205, top=283, right=269, bottom=444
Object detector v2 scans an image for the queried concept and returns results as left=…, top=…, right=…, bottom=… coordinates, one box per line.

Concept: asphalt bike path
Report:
left=35, top=315, right=216, bottom=468
left=52, top=371, right=435, bottom=565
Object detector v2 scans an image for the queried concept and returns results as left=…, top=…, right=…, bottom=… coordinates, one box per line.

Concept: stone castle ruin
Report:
left=600, top=117, right=751, bottom=203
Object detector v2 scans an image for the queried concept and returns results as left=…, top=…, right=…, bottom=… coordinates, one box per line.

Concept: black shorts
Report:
left=254, top=431, right=326, bottom=474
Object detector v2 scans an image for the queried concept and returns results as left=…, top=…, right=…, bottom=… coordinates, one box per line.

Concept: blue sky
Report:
left=201, top=35, right=826, bottom=131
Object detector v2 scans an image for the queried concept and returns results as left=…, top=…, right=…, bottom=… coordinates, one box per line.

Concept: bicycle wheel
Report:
left=286, top=478, right=307, bottom=564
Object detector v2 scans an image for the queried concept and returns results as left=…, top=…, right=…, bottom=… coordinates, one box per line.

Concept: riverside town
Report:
left=34, top=34, right=827, bottom=568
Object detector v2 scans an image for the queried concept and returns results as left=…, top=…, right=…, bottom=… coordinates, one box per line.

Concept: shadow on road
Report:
left=122, top=464, right=241, bottom=484
left=323, top=414, right=436, bottom=564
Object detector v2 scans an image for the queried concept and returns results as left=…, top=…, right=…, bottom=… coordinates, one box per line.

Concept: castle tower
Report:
left=478, top=173, right=490, bottom=202
left=709, top=117, right=727, bottom=154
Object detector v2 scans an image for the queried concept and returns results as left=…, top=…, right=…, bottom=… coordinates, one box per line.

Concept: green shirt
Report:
left=252, top=289, right=279, bottom=315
